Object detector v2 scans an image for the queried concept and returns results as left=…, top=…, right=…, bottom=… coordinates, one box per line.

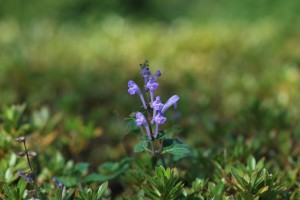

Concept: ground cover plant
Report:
left=1, top=61, right=299, bottom=199
left=1, top=0, right=300, bottom=199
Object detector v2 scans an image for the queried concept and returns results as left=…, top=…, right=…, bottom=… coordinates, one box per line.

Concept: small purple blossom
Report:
left=135, top=112, right=152, bottom=140
left=17, top=169, right=23, bottom=176
left=154, top=111, right=167, bottom=138
left=152, top=96, right=164, bottom=110
left=128, top=80, right=147, bottom=109
left=161, top=95, right=180, bottom=113
left=146, top=78, right=159, bottom=91
left=151, top=96, right=164, bottom=124
left=140, top=67, right=151, bottom=86
left=135, top=112, right=147, bottom=126
left=18, top=170, right=34, bottom=183
left=146, top=77, right=159, bottom=106
left=52, top=177, right=64, bottom=189
left=154, top=112, right=167, bottom=125
left=154, top=70, right=161, bottom=80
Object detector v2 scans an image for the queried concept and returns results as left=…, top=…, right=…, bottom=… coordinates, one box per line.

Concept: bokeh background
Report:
left=1, top=0, right=300, bottom=167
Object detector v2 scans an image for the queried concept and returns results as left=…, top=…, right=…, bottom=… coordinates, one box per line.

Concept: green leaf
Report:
left=257, top=186, right=269, bottom=194
left=214, top=182, right=224, bottom=196
left=5, top=168, right=13, bottom=182
left=75, top=162, right=90, bottom=174
left=84, top=158, right=132, bottom=183
left=133, top=140, right=149, bottom=153
left=84, top=173, right=115, bottom=183
left=247, top=155, right=256, bottom=172
left=57, top=176, right=79, bottom=187
left=97, top=181, right=108, bottom=199
left=231, top=168, right=248, bottom=190
left=17, top=179, right=26, bottom=198
left=162, top=143, right=190, bottom=159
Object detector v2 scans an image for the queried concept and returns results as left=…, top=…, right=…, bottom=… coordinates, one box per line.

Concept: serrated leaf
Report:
left=162, top=143, right=190, bottom=159
left=134, top=140, right=148, bottom=153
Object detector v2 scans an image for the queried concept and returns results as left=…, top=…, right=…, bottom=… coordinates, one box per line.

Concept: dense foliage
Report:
left=1, top=0, right=300, bottom=199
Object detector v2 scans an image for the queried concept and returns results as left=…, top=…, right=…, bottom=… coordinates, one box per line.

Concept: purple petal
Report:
left=58, top=183, right=64, bottom=189
left=17, top=170, right=23, bottom=176
left=152, top=96, right=164, bottom=110
left=128, top=80, right=139, bottom=95
left=154, top=112, right=167, bottom=124
left=140, top=67, right=151, bottom=78
left=26, top=176, right=34, bottom=183
left=161, top=95, right=180, bottom=113
left=52, top=177, right=58, bottom=183
left=135, top=112, right=146, bottom=126
left=128, top=80, right=147, bottom=109
left=154, top=70, right=161, bottom=80
left=146, top=77, right=159, bottom=91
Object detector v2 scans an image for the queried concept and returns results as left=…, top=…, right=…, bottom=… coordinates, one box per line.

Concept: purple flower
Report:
left=146, top=77, right=159, bottom=105
left=135, top=112, right=152, bottom=140
left=154, top=111, right=167, bottom=138
left=52, top=177, right=64, bottom=189
left=154, top=112, right=167, bottom=124
left=17, top=170, right=23, bottom=176
left=152, top=96, right=164, bottom=110
left=140, top=67, right=151, bottom=86
left=154, top=70, right=161, bottom=80
left=135, top=112, right=147, bottom=126
left=161, top=95, right=180, bottom=113
left=128, top=80, right=147, bottom=109
left=151, top=96, right=164, bottom=124
left=18, top=170, right=34, bottom=183
left=146, top=77, right=159, bottom=91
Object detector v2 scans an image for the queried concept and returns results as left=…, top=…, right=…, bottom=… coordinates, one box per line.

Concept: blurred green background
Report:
left=1, top=0, right=300, bottom=164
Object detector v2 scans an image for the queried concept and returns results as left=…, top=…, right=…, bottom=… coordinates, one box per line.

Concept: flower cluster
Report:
left=128, top=63, right=179, bottom=140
